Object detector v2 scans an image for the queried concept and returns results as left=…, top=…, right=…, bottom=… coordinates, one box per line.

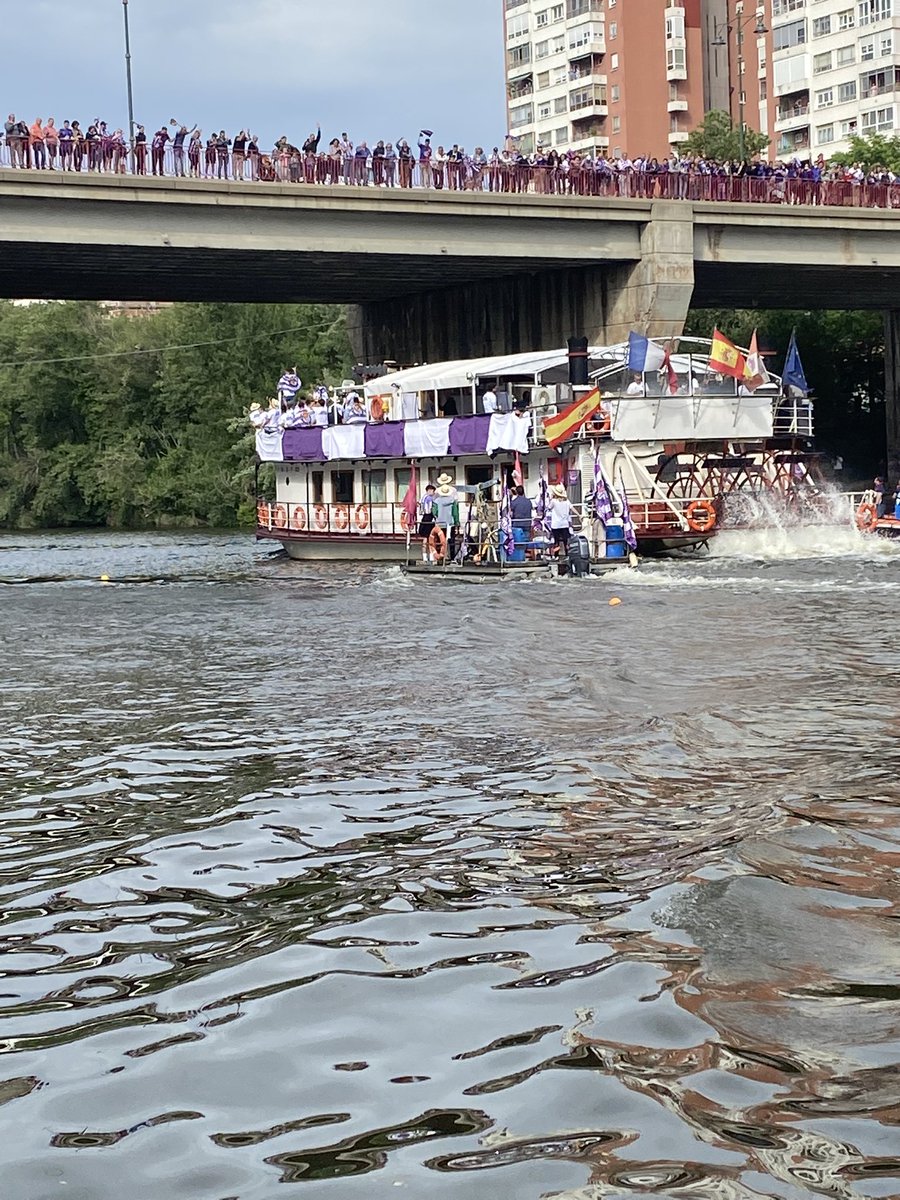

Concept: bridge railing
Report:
left=3, top=141, right=900, bottom=210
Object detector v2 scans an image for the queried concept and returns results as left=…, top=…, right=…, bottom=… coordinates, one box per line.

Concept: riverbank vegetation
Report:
left=0, top=300, right=886, bottom=530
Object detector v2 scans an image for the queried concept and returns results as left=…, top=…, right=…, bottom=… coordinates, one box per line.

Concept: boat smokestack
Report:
left=567, top=336, right=588, bottom=386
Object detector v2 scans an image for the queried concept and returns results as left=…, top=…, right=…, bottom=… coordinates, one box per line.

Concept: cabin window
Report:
left=395, top=468, right=412, bottom=501
left=362, top=469, right=387, bottom=504
left=311, top=471, right=324, bottom=504
left=331, top=470, right=354, bottom=504
left=465, top=465, right=494, bottom=488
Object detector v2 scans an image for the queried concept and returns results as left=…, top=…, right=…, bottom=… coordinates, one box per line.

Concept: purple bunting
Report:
left=364, top=422, right=406, bottom=459
left=448, top=415, right=491, bottom=457
left=282, top=428, right=324, bottom=462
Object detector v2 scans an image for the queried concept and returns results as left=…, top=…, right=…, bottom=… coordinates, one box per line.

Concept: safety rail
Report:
left=257, top=499, right=414, bottom=538
left=3, top=143, right=900, bottom=211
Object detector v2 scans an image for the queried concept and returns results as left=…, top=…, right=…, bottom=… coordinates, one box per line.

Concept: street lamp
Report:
left=713, top=10, right=768, bottom=161
left=122, top=0, right=136, bottom=153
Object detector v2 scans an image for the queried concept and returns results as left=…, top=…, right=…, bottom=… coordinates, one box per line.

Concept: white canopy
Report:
left=362, top=348, right=595, bottom=398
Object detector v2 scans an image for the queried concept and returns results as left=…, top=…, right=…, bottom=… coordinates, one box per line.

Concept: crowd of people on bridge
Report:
left=5, top=111, right=900, bottom=208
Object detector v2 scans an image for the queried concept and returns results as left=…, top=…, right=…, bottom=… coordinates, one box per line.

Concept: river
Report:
left=1, top=528, right=898, bottom=1200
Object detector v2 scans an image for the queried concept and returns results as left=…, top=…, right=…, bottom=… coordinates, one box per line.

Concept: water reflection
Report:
left=0, top=531, right=898, bottom=1198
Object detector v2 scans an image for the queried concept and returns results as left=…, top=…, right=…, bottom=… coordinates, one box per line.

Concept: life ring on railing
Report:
left=256, top=501, right=270, bottom=526
left=685, top=500, right=717, bottom=533
left=855, top=501, right=878, bottom=533
left=314, top=503, right=328, bottom=531
left=333, top=504, right=350, bottom=531
left=428, top=525, right=448, bottom=561
left=370, top=396, right=385, bottom=422
left=290, top=505, right=307, bottom=531
left=400, top=510, right=412, bottom=532
left=272, top=504, right=288, bottom=530
left=354, top=504, right=370, bottom=532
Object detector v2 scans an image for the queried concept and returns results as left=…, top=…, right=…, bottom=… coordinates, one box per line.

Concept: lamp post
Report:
left=713, top=10, right=768, bottom=161
left=122, top=0, right=135, bottom=152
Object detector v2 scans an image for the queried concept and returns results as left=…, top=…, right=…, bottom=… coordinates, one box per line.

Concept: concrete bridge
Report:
left=2, top=170, right=899, bottom=457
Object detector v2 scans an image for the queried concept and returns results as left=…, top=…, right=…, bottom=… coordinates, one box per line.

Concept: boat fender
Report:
left=855, top=501, right=878, bottom=533
left=429, top=525, right=448, bottom=561
left=354, top=504, right=370, bottom=532
left=685, top=499, right=716, bottom=533
left=314, top=503, right=328, bottom=531
left=272, top=504, right=288, bottom=529
left=333, top=504, right=350, bottom=531
left=290, top=506, right=307, bottom=531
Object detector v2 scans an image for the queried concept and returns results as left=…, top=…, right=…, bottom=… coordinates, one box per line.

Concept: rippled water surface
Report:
left=1, top=528, right=898, bottom=1200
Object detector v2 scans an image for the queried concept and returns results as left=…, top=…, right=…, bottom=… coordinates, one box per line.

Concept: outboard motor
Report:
left=567, top=534, right=591, bottom=577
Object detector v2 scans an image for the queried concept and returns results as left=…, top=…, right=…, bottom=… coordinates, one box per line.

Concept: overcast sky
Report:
left=9, top=0, right=507, bottom=149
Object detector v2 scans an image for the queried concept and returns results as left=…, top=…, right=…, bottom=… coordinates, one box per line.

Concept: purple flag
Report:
left=618, top=474, right=638, bottom=549
left=593, top=455, right=614, bottom=525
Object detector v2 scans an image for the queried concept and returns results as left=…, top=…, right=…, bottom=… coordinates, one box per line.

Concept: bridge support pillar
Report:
left=349, top=202, right=695, bottom=364
left=885, top=310, right=900, bottom=476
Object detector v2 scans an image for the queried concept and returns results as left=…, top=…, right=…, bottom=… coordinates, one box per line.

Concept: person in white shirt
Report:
left=548, top=483, right=573, bottom=554
left=343, top=392, right=368, bottom=424
left=625, top=373, right=644, bottom=396
left=310, top=397, right=329, bottom=427
left=482, top=388, right=498, bottom=414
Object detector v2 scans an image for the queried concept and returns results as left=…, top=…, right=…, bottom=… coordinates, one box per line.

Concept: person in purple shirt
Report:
left=151, top=125, right=169, bottom=176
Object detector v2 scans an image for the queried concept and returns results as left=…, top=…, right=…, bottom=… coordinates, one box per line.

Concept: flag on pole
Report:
left=401, top=461, right=418, bottom=528
left=542, top=387, right=602, bottom=448
left=627, top=332, right=668, bottom=373
left=782, top=329, right=809, bottom=394
left=708, top=328, right=750, bottom=380
left=662, top=345, right=679, bottom=395
left=744, top=328, right=768, bottom=391
left=619, top=474, right=638, bottom=550
left=535, top=462, right=552, bottom=536
left=498, top=479, right=515, bottom=560
left=513, top=452, right=524, bottom=488
left=593, top=453, right=613, bottom=524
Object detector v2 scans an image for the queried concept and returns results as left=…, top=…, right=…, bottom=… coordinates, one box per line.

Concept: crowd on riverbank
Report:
left=4, top=114, right=900, bottom=208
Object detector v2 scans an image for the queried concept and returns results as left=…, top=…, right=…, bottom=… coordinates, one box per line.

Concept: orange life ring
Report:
left=314, top=503, right=328, bottom=531
left=685, top=499, right=716, bottom=533
left=290, top=505, right=307, bottom=531
left=855, top=501, right=878, bottom=533
left=272, top=504, right=288, bottom=530
left=256, top=501, right=270, bottom=526
left=428, top=525, right=448, bottom=561
left=370, top=396, right=385, bottom=422
left=354, top=504, right=370, bottom=531
left=400, top=510, right=412, bottom=532
left=333, top=504, right=350, bottom=531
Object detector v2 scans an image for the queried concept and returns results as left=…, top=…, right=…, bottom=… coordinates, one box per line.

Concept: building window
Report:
left=815, top=87, right=834, bottom=107
left=609, top=21, right=617, bottom=38
left=812, top=15, right=832, bottom=36
left=760, top=79, right=768, bottom=100
left=538, top=129, right=553, bottom=146
left=880, top=32, right=894, bottom=54
left=554, top=95, right=568, bottom=113
left=857, top=0, right=892, bottom=27
left=554, top=126, right=569, bottom=144
left=552, top=33, right=565, bottom=52
left=509, top=102, right=534, bottom=128
left=665, top=11, right=685, bottom=39
left=841, top=117, right=859, bottom=136
left=611, top=84, right=620, bottom=101
left=550, top=2, right=564, bottom=20
left=817, top=123, right=835, bottom=144
left=667, top=47, right=686, bottom=72
left=860, top=37, right=875, bottom=59
left=507, top=12, right=530, bottom=38
left=553, top=65, right=568, bottom=83
left=538, top=102, right=552, bottom=119
left=772, top=0, right=805, bottom=14
left=838, top=80, right=857, bottom=101
left=537, top=70, right=550, bottom=87
left=774, top=19, right=807, bottom=50
left=813, top=51, right=833, bottom=73
left=611, top=52, right=619, bottom=68
left=862, top=104, right=895, bottom=130
left=836, top=44, right=856, bottom=64
left=536, top=9, right=549, bottom=27
left=362, top=470, right=387, bottom=504
left=612, top=115, right=621, bottom=132
left=838, top=8, right=855, bottom=30
left=331, top=471, right=354, bottom=505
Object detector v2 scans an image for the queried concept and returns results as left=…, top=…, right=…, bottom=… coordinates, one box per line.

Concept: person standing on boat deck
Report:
left=310, top=396, right=329, bottom=427
left=278, top=370, right=302, bottom=406
left=343, top=392, right=368, bottom=425
left=434, top=473, right=460, bottom=559
left=482, top=387, right=498, bottom=414
left=625, top=372, right=644, bottom=396
left=510, top=485, right=533, bottom=561
left=263, top=397, right=282, bottom=434
left=873, top=475, right=887, bottom=518
left=418, top=484, right=437, bottom=561
left=548, top=484, right=573, bottom=555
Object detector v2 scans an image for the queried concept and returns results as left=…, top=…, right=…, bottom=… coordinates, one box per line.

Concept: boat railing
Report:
left=578, top=494, right=719, bottom=534
left=257, top=499, right=417, bottom=538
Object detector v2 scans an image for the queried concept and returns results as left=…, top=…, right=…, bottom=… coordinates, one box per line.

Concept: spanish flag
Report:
left=542, top=388, right=602, bottom=448
left=708, top=327, right=749, bottom=380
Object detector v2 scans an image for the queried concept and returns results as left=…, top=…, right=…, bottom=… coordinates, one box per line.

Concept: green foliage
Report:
left=0, top=301, right=353, bottom=529
left=683, top=109, right=770, bottom=162
left=685, top=309, right=885, bottom=471
left=829, top=132, right=900, bottom=173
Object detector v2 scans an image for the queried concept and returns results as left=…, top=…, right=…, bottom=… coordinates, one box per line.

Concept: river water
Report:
left=1, top=528, right=898, bottom=1200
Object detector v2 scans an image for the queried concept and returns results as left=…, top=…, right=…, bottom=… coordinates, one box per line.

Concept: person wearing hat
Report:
left=248, top=402, right=266, bottom=430
left=433, top=472, right=460, bottom=558
left=548, top=483, right=573, bottom=555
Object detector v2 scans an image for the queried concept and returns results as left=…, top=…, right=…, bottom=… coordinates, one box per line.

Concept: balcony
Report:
left=777, top=133, right=811, bottom=155
left=775, top=102, right=811, bottom=131
left=667, top=98, right=689, bottom=112
left=570, top=84, right=608, bottom=115
left=508, top=77, right=535, bottom=100
left=669, top=130, right=690, bottom=143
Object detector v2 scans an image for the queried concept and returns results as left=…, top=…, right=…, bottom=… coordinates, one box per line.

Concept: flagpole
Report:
left=122, top=0, right=136, bottom=154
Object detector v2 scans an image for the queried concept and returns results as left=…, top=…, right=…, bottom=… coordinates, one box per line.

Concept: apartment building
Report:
left=502, top=0, right=714, bottom=157
left=766, top=0, right=900, bottom=159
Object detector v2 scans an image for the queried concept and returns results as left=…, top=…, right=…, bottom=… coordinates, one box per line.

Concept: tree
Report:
left=683, top=109, right=770, bottom=162
left=829, top=132, right=900, bottom=173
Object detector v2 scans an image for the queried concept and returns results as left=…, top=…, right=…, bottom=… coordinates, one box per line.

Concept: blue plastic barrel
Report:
left=605, top=519, right=627, bottom=559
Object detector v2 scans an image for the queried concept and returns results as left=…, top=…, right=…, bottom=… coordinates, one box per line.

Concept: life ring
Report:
left=400, top=510, right=412, bottom=532
left=685, top=499, right=717, bottom=533
left=370, top=396, right=385, bottom=422
left=256, top=501, right=270, bottom=526
left=290, top=505, right=307, bottom=531
left=272, top=504, right=288, bottom=530
left=354, top=504, right=370, bottom=532
left=855, top=501, right=878, bottom=533
left=429, top=525, right=448, bottom=561
left=333, top=504, right=350, bottom=531
left=314, top=503, right=328, bottom=531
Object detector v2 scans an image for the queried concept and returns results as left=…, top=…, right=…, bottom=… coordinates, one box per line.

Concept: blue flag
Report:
left=782, top=330, right=808, bottom=395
